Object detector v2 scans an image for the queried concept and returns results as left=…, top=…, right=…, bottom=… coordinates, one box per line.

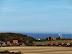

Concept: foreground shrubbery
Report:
left=0, top=50, right=22, bottom=54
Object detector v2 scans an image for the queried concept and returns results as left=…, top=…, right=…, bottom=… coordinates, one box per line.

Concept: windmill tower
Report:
left=59, top=34, right=62, bottom=39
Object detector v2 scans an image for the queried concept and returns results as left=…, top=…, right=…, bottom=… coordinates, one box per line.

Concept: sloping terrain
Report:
left=0, top=33, right=36, bottom=45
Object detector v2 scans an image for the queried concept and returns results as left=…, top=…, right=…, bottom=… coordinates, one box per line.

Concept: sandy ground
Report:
left=0, top=46, right=72, bottom=54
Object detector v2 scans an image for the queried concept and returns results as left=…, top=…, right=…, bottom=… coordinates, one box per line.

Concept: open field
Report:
left=0, top=46, right=72, bottom=54
left=33, top=40, right=72, bottom=45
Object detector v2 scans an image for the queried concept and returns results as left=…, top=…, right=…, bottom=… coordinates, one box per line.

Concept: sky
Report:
left=0, top=0, right=72, bottom=33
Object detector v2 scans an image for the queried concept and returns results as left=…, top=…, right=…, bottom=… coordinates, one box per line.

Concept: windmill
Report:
left=59, top=34, right=62, bottom=39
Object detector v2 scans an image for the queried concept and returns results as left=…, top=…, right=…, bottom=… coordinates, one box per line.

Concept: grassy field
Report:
left=0, top=46, right=72, bottom=54
left=33, top=40, right=72, bottom=45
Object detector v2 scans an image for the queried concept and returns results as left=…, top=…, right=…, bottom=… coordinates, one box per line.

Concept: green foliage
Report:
left=0, top=50, right=22, bottom=54
left=0, top=33, right=36, bottom=45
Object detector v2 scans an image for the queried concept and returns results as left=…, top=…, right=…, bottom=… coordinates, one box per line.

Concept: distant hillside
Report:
left=0, top=33, right=36, bottom=45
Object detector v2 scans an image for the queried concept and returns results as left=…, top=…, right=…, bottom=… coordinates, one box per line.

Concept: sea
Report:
left=20, top=33, right=72, bottom=40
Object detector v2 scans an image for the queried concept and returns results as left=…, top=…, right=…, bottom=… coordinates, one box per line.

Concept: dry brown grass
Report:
left=0, top=46, right=72, bottom=54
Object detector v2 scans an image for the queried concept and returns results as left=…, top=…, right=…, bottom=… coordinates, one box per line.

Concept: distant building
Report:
left=47, top=37, right=56, bottom=40
left=7, top=41, right=12, bottom=46
left=58, top=42, right=64, bottom=46
left=48, top=43, right=53, bottom=46
left=2, top=42, right=6, bottom=46
left=13, top=40, right=19, bottom=46
left=22, top=43, right=25, bottom=46
left=53, top=43, right=58, bottom=46
left=53, top=38, right=56, bottom=40
left=36, top=38, right=40, bottom=40
left=0, top=41, right=6, bottom=47
left=64, top=43, right=70, bottom=46
left=19, top=42, right=25, bottom=46
left=59, top=34, right=62, bottom=39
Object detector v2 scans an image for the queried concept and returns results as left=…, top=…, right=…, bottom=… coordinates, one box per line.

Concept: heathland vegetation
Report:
left=0, top=33, right=72, bottom=46
left=0, top=33, right=36, bottom=45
